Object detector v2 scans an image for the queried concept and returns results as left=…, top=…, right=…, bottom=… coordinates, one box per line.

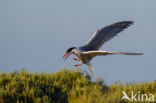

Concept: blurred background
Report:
left=0, top=0, right=155, bottom=84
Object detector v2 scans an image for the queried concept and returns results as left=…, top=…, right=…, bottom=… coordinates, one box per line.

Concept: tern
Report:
left=63, top=21, right=143, bottom=78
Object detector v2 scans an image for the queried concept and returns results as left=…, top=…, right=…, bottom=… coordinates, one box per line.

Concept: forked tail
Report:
left=87, top=63, right=96, bottom=78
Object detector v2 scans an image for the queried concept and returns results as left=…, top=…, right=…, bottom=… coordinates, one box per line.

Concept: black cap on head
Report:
left=66, top=47, right=76, bottom=53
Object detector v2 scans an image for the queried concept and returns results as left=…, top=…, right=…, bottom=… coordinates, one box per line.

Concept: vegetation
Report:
left=0, top=68, right=155, bottom=103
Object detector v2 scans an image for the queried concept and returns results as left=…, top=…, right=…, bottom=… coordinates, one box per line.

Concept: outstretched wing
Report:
left=82, top=50, right=143, bottom=59
left=80, top=21, right=134, bottom=51
left=87, top=63, right=96, bottom=78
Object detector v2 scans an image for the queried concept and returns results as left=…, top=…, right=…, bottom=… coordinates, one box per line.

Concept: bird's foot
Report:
left=74, top=64, right=82, bottom=67
left=73, top=58, right=80, bottom=61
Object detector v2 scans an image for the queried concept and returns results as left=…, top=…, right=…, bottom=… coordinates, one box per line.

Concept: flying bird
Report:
left=62, top=21, right=143, bottom=78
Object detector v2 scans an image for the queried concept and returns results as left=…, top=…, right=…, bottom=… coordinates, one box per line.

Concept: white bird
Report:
left=63, top=21, right=143, bottom=78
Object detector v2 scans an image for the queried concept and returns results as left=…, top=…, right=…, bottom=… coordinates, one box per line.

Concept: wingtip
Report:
left=121, top=21, right=134, bottom=24
left=127, top=21, right=134, bottom=24
left=113, top=20, right=134, bottom=29
left=127, top=21, right=134, bottom=25
left=139, top=53, right=144, bottom=55
left=134, top=52, right=144, bottom=55
left=118, top=21, right=134, bottom=26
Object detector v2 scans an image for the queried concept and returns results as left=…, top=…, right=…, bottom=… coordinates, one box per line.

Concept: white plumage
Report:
left=63, top=21, right=143, bottom=78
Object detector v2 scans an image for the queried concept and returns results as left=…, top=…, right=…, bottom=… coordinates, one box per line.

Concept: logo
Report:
left=121, top=91, right=154, bottom=102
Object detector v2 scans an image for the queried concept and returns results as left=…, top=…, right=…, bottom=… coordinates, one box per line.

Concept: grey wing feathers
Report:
left=116, top=52, right=143, bottom=55
left=82, top=51, right=143, bottom=59
left=81, top=21, right=134, bottom=51
left=82, top=51, right=118, bottom=57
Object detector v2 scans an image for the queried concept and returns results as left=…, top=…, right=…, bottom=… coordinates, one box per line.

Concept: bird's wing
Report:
left=82, top=51, right=143, bottom=59
left=87, top=63, right=96, bottom=78
left=80, top=21, right=134, bottom=51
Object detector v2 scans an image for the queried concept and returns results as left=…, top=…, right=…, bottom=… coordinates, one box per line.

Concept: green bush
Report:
left=0, top=68, right=155, bottom=103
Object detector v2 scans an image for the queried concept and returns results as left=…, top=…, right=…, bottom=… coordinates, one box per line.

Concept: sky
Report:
left=0, top=0, right=156, bottom=84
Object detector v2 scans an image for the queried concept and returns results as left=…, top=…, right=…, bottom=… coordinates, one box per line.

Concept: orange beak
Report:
left=62, top=53, right=70, bottom=61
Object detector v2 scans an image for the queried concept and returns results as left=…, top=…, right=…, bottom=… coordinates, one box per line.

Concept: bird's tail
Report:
left=87, top=63, right=96, bottom=79
left=115, top=52, right=143, bottom=55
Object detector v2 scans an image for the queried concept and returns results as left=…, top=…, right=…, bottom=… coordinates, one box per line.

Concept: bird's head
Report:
left=62, top=47, right=76, bottom=61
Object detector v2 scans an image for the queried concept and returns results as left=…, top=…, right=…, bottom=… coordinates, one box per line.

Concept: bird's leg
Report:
left=73, top=58, right=80, bottom=61
left=74, top=64, right=82, bottom=67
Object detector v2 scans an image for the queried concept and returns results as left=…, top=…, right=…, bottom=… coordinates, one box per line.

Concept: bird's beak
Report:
left=62, top=53, right=70, bottom=61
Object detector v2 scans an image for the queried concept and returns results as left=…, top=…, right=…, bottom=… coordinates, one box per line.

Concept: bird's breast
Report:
left=73, top=50, right=88, bottom=64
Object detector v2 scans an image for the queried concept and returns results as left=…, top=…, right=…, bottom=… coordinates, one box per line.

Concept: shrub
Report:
left=0, top=68, right=155, bottom=103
